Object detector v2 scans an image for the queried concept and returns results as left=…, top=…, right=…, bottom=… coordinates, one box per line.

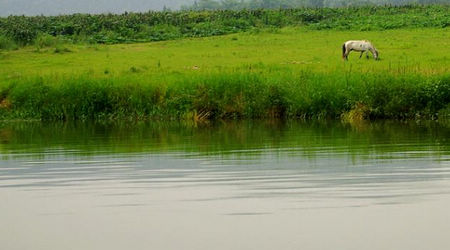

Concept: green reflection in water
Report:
left=0, top=120, right=448, bottom=159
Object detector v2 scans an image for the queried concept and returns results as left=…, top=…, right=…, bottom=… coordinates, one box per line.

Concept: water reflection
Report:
left=0, top=120, right=448, bottom=154
left=1, top=120, right=450, bottom=250
left=0, top=120, right=449, bottom=207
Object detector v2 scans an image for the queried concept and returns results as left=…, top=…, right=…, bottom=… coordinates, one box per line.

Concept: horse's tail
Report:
left=342, top=43, right=346, bottom=58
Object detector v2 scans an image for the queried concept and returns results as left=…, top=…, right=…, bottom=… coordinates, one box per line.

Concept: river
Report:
left=0, top=120, right=449, bottom=250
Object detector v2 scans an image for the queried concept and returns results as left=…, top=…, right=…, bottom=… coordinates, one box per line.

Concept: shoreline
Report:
left=0, top=71, right=448, bottom=121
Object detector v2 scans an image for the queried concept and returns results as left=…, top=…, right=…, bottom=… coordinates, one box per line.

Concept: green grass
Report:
left=0, top=27, right=449, bottom=120
left=1, top=27, right=448, bottom=78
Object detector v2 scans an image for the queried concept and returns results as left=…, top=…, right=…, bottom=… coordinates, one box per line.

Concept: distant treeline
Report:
left=0, top=5, right=448, bottom=47
left=182, top=0, right=449, bottom=10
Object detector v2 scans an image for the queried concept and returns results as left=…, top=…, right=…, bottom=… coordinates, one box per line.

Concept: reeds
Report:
left=0, top=70, right=448, bottom=121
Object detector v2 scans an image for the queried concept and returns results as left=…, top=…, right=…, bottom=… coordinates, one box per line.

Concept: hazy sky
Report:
left=0, top=0, right=194, bottom=16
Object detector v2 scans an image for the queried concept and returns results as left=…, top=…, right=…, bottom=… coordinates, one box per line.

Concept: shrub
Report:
left=0, top=35, right=18, bottom=50
left=34, top=33, right=62, bottom=49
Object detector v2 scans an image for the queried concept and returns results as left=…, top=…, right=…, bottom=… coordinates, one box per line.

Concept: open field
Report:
left=1, top=27, right=449, bottom=77
left=0, top=27, right=449, bottom=120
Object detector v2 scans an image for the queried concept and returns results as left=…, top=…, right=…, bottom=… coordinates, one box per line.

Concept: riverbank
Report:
left=0, top=71, right=448, bottom=121
left=0, top=28, right=448, bottom=121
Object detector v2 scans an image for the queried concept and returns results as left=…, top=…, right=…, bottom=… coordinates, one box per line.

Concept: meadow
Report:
left=1, top=27, right=449, bottom=77
left=0, top=7, right=449, bottom=121
left=0, top=27, right=448, bottom=121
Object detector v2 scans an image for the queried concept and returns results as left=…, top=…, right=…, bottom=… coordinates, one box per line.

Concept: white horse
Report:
left=342, top=40, right=379, bottom=60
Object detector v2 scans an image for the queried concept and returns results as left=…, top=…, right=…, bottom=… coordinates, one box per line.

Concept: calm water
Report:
left=0, top=121, right=449, bottom=250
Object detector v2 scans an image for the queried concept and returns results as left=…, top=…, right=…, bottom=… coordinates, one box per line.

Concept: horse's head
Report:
left=374, top=49, right=379, bottom=60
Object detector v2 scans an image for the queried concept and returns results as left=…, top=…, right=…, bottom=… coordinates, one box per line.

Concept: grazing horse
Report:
left=342, top=40, right=379, bottom=60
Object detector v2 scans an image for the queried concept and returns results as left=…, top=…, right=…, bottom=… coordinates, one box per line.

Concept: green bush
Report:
left=137, top=24, right=182, bottom=41
left=0, top=5, right=447, bottom=46
left=0, top=35, right=18, bottom=50
left=34, top=33, right=64, bottom=49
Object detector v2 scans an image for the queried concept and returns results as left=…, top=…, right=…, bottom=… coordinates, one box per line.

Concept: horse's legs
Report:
left=344, top=48, right=353, bottom=60
left=359, top=51, right=364, bottom=59
left=366, top=51, right=370, bottom=59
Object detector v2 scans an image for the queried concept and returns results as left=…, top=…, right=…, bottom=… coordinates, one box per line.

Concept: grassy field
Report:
left=0, top=27, right=449, bottom=120
left=1, top=27, right=449, bottom=78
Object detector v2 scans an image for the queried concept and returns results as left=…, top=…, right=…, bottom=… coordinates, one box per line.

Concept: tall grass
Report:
left=0, top=70, right=448, bottom=121
left=0, top=35, right=18, bottom=50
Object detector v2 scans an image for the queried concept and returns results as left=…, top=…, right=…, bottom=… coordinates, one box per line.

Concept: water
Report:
left=0, top=121, right=449, bottom=250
